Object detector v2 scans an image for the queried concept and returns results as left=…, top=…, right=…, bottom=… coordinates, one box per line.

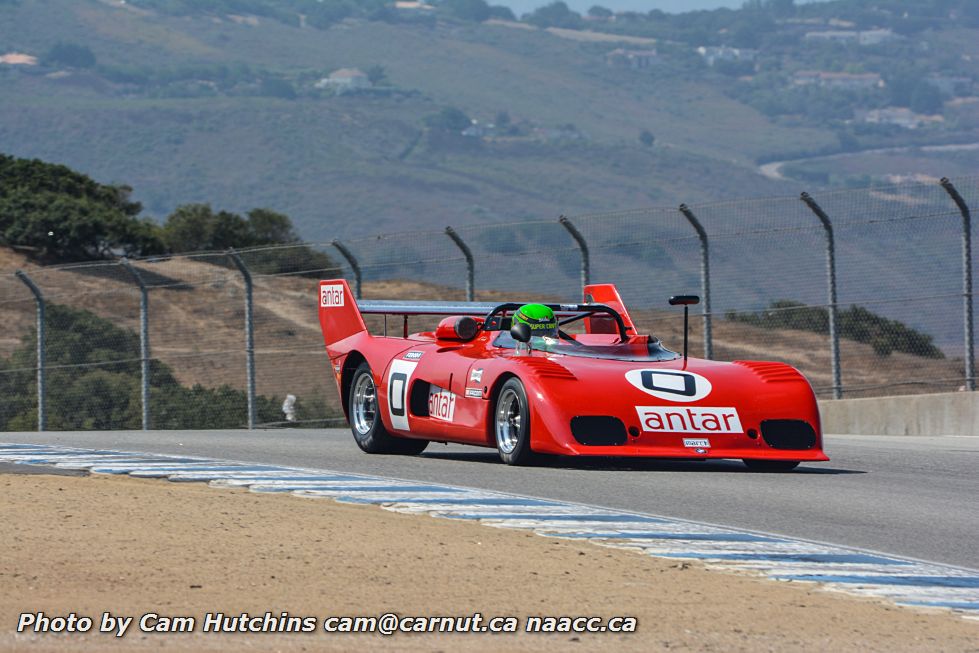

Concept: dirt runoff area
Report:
left=0, top=470, right=975, bottom=653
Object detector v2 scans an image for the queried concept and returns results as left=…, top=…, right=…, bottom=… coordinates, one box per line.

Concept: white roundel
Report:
left=625, top=369, right=712, bottom=403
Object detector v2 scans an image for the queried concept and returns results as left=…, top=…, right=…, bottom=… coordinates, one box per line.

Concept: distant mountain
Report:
left=502, top=1, right=748, bottom=15
left=0, top=0, right=975, bottom=242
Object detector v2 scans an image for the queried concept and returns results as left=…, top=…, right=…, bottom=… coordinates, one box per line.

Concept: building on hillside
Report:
left=605, top=48, right=658, bottom=69
left=858, top=29, right=899, bottom=46
left=792, top=70, right=883, bottom=90
left=804, top=30, right=859, bottom=44
left=461, top=120, right=498, bottom=138
left=394, top=1, right=434, bottom=11
left=696, top=46, right=756, bottom=66
left=532, top=125, right=586, bottom=142
left=855, top=107, right=944, bottom=129
left=0, top=53, right=38, bottom=65
left=778, top=18, right=826, bottom=26
left=315, top=68, right=371, bottom=92
left=803, top=28, right=899, bottom=46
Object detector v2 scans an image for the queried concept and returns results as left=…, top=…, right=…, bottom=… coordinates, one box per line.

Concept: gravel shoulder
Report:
left=1, top=470, right=975, bottom=652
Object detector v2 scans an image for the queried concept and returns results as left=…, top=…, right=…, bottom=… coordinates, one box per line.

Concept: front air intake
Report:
left=760, top=420, right=817, bottom=450
left=570, top=416, right=627, bottom=446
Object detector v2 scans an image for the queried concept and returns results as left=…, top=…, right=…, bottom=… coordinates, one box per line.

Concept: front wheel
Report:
left=743, top=459, right=800, bottom=472
left=494, top=378, right=535, bottom=465
left=348, top=362, right=428, bottom=455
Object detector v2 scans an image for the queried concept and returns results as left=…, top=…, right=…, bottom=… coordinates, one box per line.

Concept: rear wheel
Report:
left=348, top=362, right=428, bottom=455
left=743, top=459, right=800, bottom=472
left=494, top=378, right=535, bottom=465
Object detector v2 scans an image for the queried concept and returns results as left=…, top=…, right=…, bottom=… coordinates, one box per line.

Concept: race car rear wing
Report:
left=357, top=300, right=501, bottom=316
left=318, top=279, right=639, bottom=348
left=318, top=279, right=504, bottom=347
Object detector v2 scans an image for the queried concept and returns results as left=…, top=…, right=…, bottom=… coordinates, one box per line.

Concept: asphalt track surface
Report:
left=2, top=430, right=977, bottom=569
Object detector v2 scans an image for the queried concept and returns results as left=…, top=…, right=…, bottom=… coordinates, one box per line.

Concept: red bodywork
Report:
left=318, top=279, right=829, bottom=463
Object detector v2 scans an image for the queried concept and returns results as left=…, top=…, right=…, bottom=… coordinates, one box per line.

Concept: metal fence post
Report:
left=120, top=257, right=150, bottom=429
left=331, top=240, right=362, bottom=300
left=14, top=270, right=45, bottom=431
left=678, top=204, right=713, bottom=360
left=444, top=226, right=475, bottom=301
left=558, top=215, right=590, bottom=291
left=227, top=249, right=257, bottom=428
left=939, top=177, right=975, bottom=391
left=800, top=193, right=842, bottom=400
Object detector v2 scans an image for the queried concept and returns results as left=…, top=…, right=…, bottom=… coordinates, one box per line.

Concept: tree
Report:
left=0, top=304, right=287, bottom=431
left=305, top=0, right=354, bottom=29
left=487, top=5, right=515, bottom=20
left=729, top=15, right=774, bottom=48
left=726, top=300, right=944, bottom=358
left=366, top=64, right=387, bottom=86
left=765, top=0, right=794, bottom=17
left=588, top=5, right=613, bottom=19
left=495, top=110, right=511, bottom=127
left=0, top=154, right=163, bottom=262
left=423, top=106, right=473, bottom=132
left=638, top=130, right=655, bottom=147
left=444, top=0, right=491, bottom=22
left=161, top=204, right=253, bottom=252
left=246, top=208, right=297, bottom=245
left=887, top=73, right=918, bottom=107
left=910, top=82, right=943, bottom=115
left=44, top=42, right=96, bottom=68
left=259, top=77, right=297, bottom=100
left=159, top=204, right=338, bottom=277
left=525, top=2, right=581, bottom=29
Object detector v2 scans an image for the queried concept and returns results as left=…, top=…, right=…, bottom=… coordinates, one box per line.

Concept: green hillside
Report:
left=0, top=0, right=976, bottom=239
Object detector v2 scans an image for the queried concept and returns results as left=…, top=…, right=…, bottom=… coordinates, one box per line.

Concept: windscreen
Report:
left=493, top=332, right=679, bottom=362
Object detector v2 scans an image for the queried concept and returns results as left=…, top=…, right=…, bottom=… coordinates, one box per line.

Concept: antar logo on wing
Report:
left=320, top=284, right=344, bottom=308
left=428, top=385, right=456, bottom=422
left=625, top=370, right=712, bottom=403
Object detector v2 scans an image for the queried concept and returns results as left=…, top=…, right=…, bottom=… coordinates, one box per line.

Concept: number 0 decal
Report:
left=387, top=359, right=418, bottom=431
left=624, top=369, right=712, bottom=403
left=389, top=373, right=407, bottom=416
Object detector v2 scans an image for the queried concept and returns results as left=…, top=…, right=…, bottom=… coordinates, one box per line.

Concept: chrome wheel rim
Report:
left=495, top=388, right=522, bottom=454
left=352, top=373, right=377, bottom=436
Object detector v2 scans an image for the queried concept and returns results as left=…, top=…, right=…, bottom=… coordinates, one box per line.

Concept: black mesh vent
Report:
left=761, top=420, right=817, bottom=450
left=570, top=416, right=627, bottom=446
left=409, top=381, right=430, bottom=417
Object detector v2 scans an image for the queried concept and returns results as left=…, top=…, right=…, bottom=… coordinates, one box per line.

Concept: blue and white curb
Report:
left=2, top=442, right=977, bottom=618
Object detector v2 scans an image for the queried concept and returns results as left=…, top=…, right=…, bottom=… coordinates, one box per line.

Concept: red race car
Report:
left=318, top=279, right=828, bottom=469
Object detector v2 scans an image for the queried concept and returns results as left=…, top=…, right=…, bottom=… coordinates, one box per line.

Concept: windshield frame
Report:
left=482, top=302, right=629, bottom=339
left=492, top=331, right=679, bottom=363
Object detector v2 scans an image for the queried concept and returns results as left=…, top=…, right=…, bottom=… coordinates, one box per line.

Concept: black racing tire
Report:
left=348, top=362, right=428, bottom=455
left=493, top=377, right=536, bottom=466
left=742, top=459, right=800, bottom=472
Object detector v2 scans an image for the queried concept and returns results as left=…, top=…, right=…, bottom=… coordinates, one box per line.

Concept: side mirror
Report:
left=669, top=295, right=700, bottom=306
left=669, top=294, right=700, bottom=364
left=510, top=321, right=531, bottom=343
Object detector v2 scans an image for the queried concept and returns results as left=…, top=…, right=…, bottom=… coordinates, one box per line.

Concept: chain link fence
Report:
left=1, top=175, right=975, bottom=431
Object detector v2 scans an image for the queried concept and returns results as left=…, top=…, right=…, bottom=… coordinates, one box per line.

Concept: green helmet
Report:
left=513, top=303, right=558, bottom=338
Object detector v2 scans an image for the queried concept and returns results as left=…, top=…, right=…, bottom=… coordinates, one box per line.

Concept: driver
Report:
left=513, top=303, right=558, bottom=339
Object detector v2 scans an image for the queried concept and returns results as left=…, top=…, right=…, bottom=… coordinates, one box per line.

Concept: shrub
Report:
left=0, top=305, right=334, bottom=430
left=726, top=300, right=943, bottom=358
